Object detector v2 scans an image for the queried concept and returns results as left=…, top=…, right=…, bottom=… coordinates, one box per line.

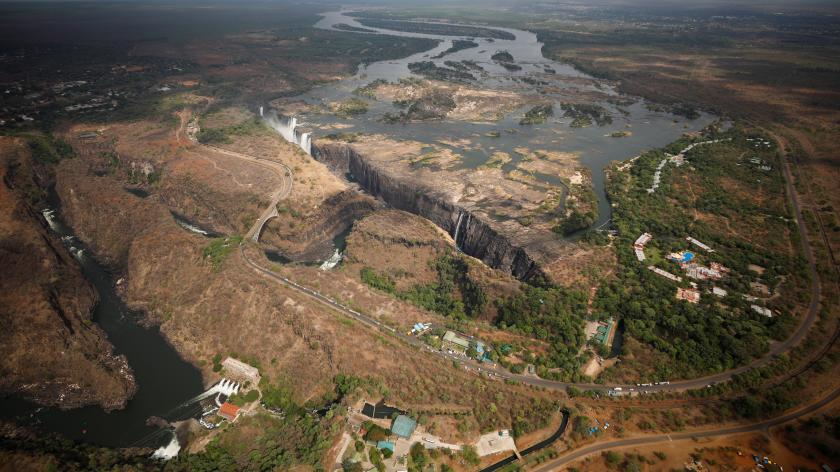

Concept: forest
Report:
left=595, top=125, right=806, bottom=379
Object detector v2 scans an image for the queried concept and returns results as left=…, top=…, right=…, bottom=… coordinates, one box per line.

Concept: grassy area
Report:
left=202, top=236, right=243, bottom=270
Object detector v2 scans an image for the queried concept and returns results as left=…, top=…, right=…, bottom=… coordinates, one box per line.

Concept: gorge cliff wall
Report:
left=313, top=142, right=547, bottom=282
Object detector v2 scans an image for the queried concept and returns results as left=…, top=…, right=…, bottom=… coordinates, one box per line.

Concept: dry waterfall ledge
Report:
left=312, top=141, right=558, bottom=283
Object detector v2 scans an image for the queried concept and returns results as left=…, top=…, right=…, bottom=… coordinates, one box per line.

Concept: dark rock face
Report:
left=313, top=142, right=547, bottom=282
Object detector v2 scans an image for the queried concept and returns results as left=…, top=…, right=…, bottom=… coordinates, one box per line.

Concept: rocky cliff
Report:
left=0, top=137, right=135, bottom=410
left=313, top=142, right=547, bottom=282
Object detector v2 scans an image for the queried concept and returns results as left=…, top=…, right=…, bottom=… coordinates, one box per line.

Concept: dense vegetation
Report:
left=361, top=253, right=487, bottom=319
left=560, top=103, right=612, bottom=127
left=496, top=285, right=588, bottom=380
left=407, top=61, right=475, bottom=83
left=519, top=103, right=553, bottom=125
left=597, top=126, right=804, bottom=379
left=491, top=51, right=514, bottom=63
left=197, top=118, right=267, bottom=145
left=433, top=39, right=479, bottom=58
left=202, top=236, right=243, bottom=270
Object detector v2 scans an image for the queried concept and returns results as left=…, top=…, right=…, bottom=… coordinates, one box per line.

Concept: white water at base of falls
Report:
left=151, top=435, right=180, bottom=460
left=319, top=249, right=343, bottom=271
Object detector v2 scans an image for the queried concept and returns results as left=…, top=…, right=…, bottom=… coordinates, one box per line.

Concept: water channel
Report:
left=276, top=10, right=715, bottom=230
left=1, top=10, right=714, bottom=453
left=0, top=196, right=205, bottom=451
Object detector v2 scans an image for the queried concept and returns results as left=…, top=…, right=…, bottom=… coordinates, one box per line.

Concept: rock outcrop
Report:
left=314, top=141, right=548, bottom=282
left=0, top=137, right=136, bottom=410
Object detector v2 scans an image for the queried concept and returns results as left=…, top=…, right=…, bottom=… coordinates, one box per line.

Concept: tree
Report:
left=460, top=445, right=479, bottom=467
left=409, top=442, right=428, bottom=471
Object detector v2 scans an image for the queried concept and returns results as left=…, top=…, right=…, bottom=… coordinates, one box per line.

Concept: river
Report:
left=277, top=10, right=715, bottom=230
left=0, top=195, right=205, bottom=450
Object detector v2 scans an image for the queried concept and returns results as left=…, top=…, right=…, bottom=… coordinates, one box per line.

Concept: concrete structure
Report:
left=222, top=357, right=260, bottom=384
left=377, top=440, right=395, bottom=452
left=648, top=265, right=682, bottom=282
left=476, top=430, right=518, bottom=457
left=712, top=287, right=728, bottom=298
left=391, top=415, right=417, bottom=439
left=676, top=287, right=701, bottom=304
left=751, top=305, right=774, bottom=317
left=686, top=236, right=713, bottom=252
left=442, top=331, right=470, bottom=352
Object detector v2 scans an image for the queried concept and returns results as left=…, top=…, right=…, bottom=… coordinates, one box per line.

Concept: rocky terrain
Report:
left=314, top=135, right=597, bottom=283
left=0, top=137, right=135, bottom=410
left=45, top=116, right=556, bottom=439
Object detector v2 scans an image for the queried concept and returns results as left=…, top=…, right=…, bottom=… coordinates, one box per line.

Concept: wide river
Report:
left=0, top=10, right=714, bottom=452
left=282, top=10, right=715, bottom=229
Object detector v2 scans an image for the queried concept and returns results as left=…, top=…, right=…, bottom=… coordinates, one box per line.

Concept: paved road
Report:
left=176, top=112, right=293, bottom=242
left=533, top=385, right=840, bottom=471
left=233, top=133, right=824, bottom=395
left=197, top=143, right=292, bottom=242
left=179, top=108, right=825, bottom=395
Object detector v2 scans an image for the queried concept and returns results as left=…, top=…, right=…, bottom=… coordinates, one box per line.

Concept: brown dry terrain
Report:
left=322, top=133, right=605, bottom=284
left=0, top=137, right=135, bottom=410
left=50, top=112, right=565, bottom=449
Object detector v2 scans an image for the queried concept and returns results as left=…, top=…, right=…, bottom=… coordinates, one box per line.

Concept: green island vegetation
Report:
left=519, top=103, right=553, bottom=125
left=491, top=50, right=514, bottom=62
left=407, top=61, right=475, bottom=83
left=353, top=79, right=389, bottom=99
left=433, top=39, right=479, bottom=58
left=596, top=126, right=804, bottom=380
left=361, top=253, right=487, bottom=320
left=610, top=130, right=631, bottom=138
left=352, top=17, right=515, bottom=40
left=384, top=88, right=456, bottom=122
left=561, top=103, right=612, bottom=127
left=333, top=98, right=370, bottom=117
left=202, top=236, right=244, bottom=270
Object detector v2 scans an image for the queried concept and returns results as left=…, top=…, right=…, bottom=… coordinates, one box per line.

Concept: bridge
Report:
left=177, top=111, right=293, bottom=243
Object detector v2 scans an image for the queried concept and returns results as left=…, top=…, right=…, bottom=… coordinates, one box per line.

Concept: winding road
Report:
left=207, top=109, right=824, bottom=396
left=534, top=385, right=840, bottom=471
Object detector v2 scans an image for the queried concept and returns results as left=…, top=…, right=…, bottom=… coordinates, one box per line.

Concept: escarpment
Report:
left=313, top=141, right=549, bottom=282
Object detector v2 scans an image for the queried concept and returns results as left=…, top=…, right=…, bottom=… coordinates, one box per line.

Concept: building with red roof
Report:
left=219, top=402, right=241, bottom=422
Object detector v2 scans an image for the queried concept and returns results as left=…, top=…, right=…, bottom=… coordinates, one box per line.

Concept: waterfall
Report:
left=319, top=249, right=343, bottom=271
left=453, top=211, right=464, bottom=248
left=259, top=106, right=264, bottom=117
left=263, top=109, right=312, bottom=156
left=151, top=435, right=180, bottom=460
left=42, top=208, right=60, bottom=232
left=174, top=378, right=240, bottom=408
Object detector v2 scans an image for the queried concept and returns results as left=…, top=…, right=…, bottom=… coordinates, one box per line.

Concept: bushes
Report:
left=460, top=445, right=480, bottom=467
left=202, top=236, right=243, bottom=270
left=363, top=423, right=391, bottom=442
left=360, top=267, right=396, bottom=293
left=196, top=127, right=230, bottom=144
left=361, top=254, right=486, bottom=319
left=27, top=135, right=74, bottom=163
left=520, top=103, right=553, bottom=125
